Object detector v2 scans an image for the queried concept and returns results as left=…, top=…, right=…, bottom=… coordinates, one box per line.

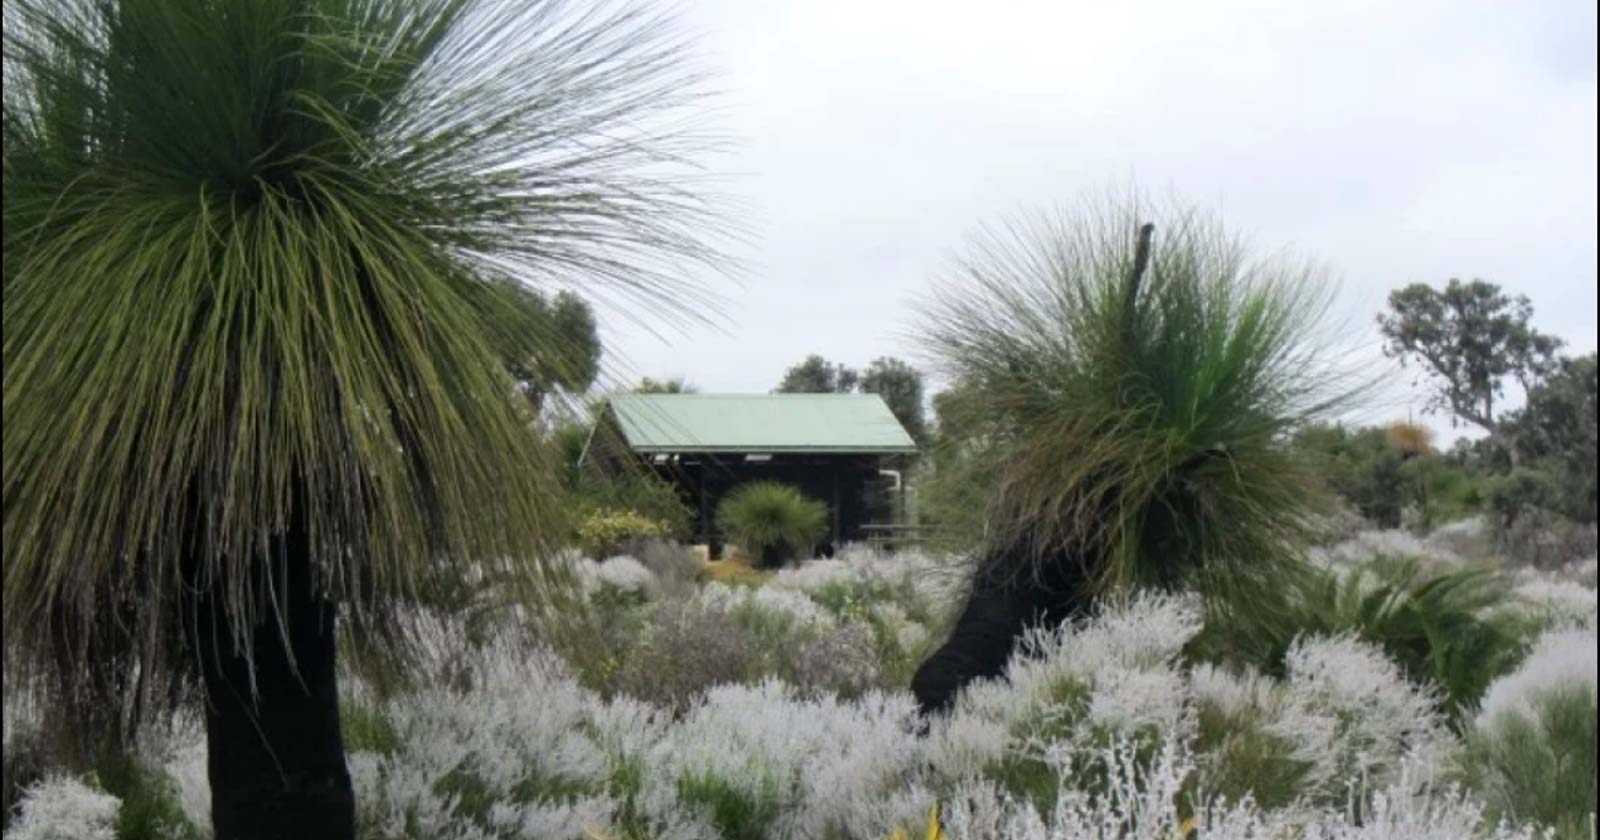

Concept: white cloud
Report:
left=596, top=0, right=1596, bottom=439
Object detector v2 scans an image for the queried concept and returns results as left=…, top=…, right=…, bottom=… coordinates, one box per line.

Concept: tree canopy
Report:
left=1378, top=279, right=1562, bottom=437
left=775, top=354, right=860, bottom=394
left=859, top=357, right=929, bottom=443
left=505, top=290, right=602, bottom=409
left=775, top=353, right=927, bottom=443
left=634, top=376, right=699, bottom=394
left=1506, top=353, right=1598, bottom=521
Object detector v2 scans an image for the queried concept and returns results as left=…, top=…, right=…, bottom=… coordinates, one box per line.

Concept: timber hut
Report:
left=579, top=394, right=919, bottom=556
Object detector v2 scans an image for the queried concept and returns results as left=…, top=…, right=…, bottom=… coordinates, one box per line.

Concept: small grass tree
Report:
left=716, top=482, right=830, bottom=568
left=2, top=0, right=724, bottom=836
left=910, top=197, right=1362, bottom=712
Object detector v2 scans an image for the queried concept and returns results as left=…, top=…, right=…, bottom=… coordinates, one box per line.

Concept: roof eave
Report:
left=631, top=445, right=918, bottom=455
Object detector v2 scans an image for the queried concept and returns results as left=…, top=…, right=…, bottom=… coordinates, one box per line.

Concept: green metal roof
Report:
left=607, top=393, right=918, bottom=454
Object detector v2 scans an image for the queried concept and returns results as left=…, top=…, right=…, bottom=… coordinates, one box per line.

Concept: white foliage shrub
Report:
left=576, top=555, right=658, bottom=597
left=354, top=648, right=614, bottom=840
left=1277, top=635, right=1454, bottom=802
left=941, top=732, right=1546, bottom=840
left=6, top=777, right=120, bottom=840
left=166, top=738, right=212, bottom=839
left=1509, top=577, right=1599, bottom=629
left=25, top=541, right=1600, bottom=840
left=1312, top=529, right=1462, bottom=574
left=1477, top=624, right=1598, bottom=728
left=638, top=680, right=929, bottom=839
left=1300, top=767, right=1546, bottom=840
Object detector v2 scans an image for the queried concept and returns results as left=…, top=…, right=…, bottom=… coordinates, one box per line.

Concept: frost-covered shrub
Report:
left=1477, top=625, right=1598, bottom=726
left=602, top=580, right=889, bottom=709
left=1463, top=684, right=1597, bottom=840
left=166, top=740, right=211, bottom=839
left=633, top=539, right=706, bottom=600
left=769, top=545, right=964, bottom=621
left=6, top=776, right=120, bottom=840
left=22, top=554, right=1587, bottom=840
left=931, top=594, right=1204, bottom=811
left=1425, top=516, right=1497, bottom=562
left=1190, top=663, right=1318, bottom=811
left=350, top=648, right=619, bottom=840
left=1185, top=633, right=1452, bottom=815
left=612, top=597, right=761, bottom=709
left=1310, top=529, right=1452, bottom=571
left=1509, top=575, right=1599, bottom=629
left=1299, top=767, right=1548, bottom=840
left=940, top=735, right=1547, bottom=840
left=1463, top=626, right=1597, bottom=838
left=575, top=555, right=658, bottom=610
left=638, top=681, right=929, bottom=840
left=1276, top=635, right=1453, bottom=809
left=779, top=620, right=882, bottom=697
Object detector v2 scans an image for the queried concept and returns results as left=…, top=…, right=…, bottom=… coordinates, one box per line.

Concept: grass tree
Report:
left=910, top=197, right=1362, bottom=712
left=2, top=0, right=724, bottom=835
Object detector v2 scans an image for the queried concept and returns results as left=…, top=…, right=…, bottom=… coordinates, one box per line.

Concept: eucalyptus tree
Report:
left=910, top=199, right=1362, bottom=712
left=1378, top=278, right=1563, bottom=462
left=3, top=0, right=725, bottom=835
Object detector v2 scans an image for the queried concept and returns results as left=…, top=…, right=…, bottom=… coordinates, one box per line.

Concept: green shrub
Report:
left=1487, top=468, right=1562, bottom=532
left=1461, top=685, right=1598, bottom=840
left=576, top=471, right=695, bottom=542
left=1296, top=423, right=1409, bottom=529
left=1192, top=683, right=1316, bottom=811
left=676, top=771, right=783, bottom=840
left=341, top=703, right=401, bottom=757
left=715, top=483, right=828, bottom=567
left=1402, top=457, right=1488, bottom=530
left=1191, top=558, right=1528, bottom=725
left=94, top=755, right=199, bottom=840
left=577, top=509, right=670, bottom=559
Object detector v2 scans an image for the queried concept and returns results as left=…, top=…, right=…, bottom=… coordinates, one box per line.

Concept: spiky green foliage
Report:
left=715, top=482, right=829, bottom=563
left=1462, top=685, right=1598, bottom=840
left=3, top=0, right=724, bottom=707
left=918, top=197, right=1362, bottom=598
left=1192, top=558, right=1529, bottom=724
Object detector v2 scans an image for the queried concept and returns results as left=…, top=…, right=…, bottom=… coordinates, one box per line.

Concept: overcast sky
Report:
left=594, top=0, right=1597, bottom=440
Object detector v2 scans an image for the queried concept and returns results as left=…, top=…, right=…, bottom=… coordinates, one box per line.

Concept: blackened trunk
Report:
left=190, top=524, right=355, bottom=840
left=911, top=542, right=1093, bottom=714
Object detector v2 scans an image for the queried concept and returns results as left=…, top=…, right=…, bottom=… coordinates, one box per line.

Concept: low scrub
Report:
left=1460, top=626, right=1599, bottom=840
left=6, top=549, right=1595, bottom=840
left=577, top=509, right=671, bottom=560
left=1191, top=557, right=1530, bottom=724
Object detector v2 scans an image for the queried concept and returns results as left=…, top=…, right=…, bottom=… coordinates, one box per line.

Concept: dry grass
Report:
left=704, top=554, right=771, bottom=586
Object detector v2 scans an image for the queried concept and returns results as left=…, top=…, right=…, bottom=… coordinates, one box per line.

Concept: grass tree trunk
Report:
left=911, top=539, right=1094, bottom=714
left=190, top=521, right=355, bottom=840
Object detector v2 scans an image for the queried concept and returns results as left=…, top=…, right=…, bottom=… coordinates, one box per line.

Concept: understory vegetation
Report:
left=6, top=522, right=1595, bottom=840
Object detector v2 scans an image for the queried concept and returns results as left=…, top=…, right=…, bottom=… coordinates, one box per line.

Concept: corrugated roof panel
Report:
left=608, top=393, right=918, bottom=454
